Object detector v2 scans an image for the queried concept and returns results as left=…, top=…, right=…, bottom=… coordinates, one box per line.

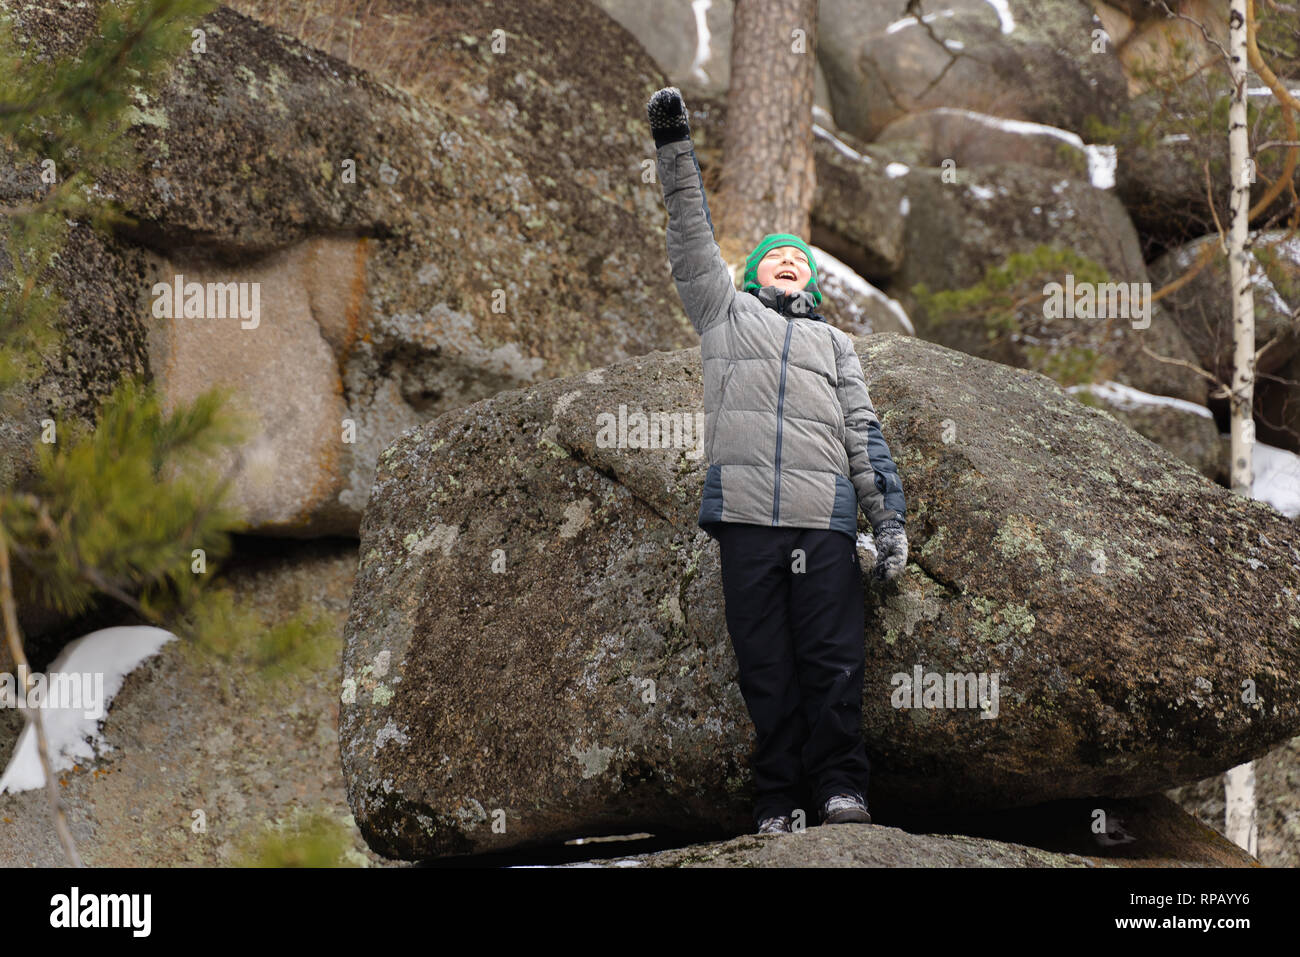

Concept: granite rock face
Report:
left=578, top=795, right=1260, bottom=868
left=340, top=332, right=1300, bottom=860
left=891, top=162, right=1206, bottom=404
left=1, top=1, right=692, bottom=542
left=816, top=0, right=1127, bottom=142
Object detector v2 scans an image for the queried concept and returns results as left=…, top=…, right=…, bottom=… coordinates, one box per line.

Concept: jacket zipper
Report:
left=771, top=320, right=794, bottom=524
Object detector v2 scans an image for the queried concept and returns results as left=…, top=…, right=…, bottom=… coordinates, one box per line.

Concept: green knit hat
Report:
left=743, top=233, right=822, bottom=305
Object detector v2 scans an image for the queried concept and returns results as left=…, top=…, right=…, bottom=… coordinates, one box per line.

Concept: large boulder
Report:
left=1112, top=0, right=1227, bottom=96
left=593, top=0, right=734, bottom=93
left=808, top=116, right=911, bottom=280
left=592, top=0, right=834, bottom=108
left=590, top=0, right=832, bottom=109
left=874, top=107, right=1111, bottom=188
left=816, top=0, right=1127, bottom=143
left=811, top=247, right=915, bottom=337
left=893, top=163, right=1207, bottom=403
left=340, top=332, right=1300, bottom=860
left=1, top=1, right=693, bottom=541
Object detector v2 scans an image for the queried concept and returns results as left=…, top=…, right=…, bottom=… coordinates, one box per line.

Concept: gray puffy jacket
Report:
left=655, top=137, right=906, bottom=540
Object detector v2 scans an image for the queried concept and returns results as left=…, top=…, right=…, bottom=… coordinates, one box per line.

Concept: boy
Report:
left=646, top=86, right=909, bottom=835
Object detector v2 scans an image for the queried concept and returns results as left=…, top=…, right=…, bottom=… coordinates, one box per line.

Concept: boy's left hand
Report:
left=871, top=518, right=908, bottom=583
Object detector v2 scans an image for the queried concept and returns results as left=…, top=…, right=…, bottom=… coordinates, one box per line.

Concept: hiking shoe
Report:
left=757, top=815, right=794, bottom=834
left=821, top=793, right=872, bottom=824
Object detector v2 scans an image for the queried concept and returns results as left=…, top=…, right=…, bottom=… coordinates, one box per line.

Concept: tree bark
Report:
left=715, top=0, right=819, bottom=254
left=1224, top=0, right=1258, bottom=857
left=1229, top=0, right=1256, bottom=503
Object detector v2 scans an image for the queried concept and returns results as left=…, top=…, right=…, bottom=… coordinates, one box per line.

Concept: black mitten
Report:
left=646, top=86, right=692, bottom=148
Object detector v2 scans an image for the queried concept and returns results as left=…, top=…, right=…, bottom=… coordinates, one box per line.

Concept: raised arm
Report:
left=646, top=87, right=736, bottom=337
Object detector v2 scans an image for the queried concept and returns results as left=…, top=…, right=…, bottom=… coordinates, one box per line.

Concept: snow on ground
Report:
left=689, top=0, right=713, bottom=86
left=508, top=858, right=644, bottom=868
left=1258, top=233, right=1300, bottom=267
left=811, top=245, right=916, bottom=335
left=1067, top=381, right=1300, bottom=518
left=0, top=626, right=176, bottom=793
left=1066, top=381, right=1214, bottom=419
left=1085, top=145, right=1117, bottom=190
left=1252, top=442, right=1300, bottom=518
left=813, top=122, right=873, bottom=165
left=984, top=0, right=1015, bottom=33
left=1249, top=250, right=1295, bottom=318
left=884, top=3, right=1012, bottom=36
left=1167, top=233, right=1300, bottom=316
left=885, top=9, right=957, bottom=34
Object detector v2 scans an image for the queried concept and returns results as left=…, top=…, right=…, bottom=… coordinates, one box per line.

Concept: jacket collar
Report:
left=750, top=286, right=826, bottom=322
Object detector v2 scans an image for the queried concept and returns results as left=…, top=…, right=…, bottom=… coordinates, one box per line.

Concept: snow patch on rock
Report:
left=1067, top=381, right=1214, bottom=419
left=1253, top=442, right=1300, bottom=518
left=0, top=626, right=176, bottom=793
left=814, top=123, right=873, bottom=165
left=812, top=246, right=915, bottom=335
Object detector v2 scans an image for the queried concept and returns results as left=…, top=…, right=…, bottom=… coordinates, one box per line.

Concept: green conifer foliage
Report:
left=1, top=2, right=329, bottom=682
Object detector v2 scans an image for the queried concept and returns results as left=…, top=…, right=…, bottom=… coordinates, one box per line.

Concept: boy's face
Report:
left=755, top=246, right=812, bottom=295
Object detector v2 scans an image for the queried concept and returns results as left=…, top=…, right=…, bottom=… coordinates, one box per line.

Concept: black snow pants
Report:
left=714, top=521, right=871, bottom=826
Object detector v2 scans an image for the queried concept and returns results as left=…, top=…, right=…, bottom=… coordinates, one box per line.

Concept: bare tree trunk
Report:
left=1224, top=762, right=1258, bottom=855
left=715, top=0, right=819, bottom=253
left=1224, top=0, right=1257, bottom=856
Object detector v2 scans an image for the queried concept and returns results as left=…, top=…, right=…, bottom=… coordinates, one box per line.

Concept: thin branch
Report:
left=1139, top=343, right=1228, bottom=390
left=1256, top=334, right=1284, bottom=363
left=1205, top=157, right=1230, bottom=253
left=1153, top=1, right=1233, bottom=68
left=1151, top=238, right=1218, bottom=304
left=0, top=525, right=83, bottom=867
left=1245, top=0, right=1300, bottom=222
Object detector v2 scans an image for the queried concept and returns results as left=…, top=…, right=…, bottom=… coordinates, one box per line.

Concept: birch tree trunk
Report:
left=1224, top=762, right=1258, bottom=856
left=1223, top=0, right=1257, bottom=857
left=714, top=0, right=819, bottom=252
